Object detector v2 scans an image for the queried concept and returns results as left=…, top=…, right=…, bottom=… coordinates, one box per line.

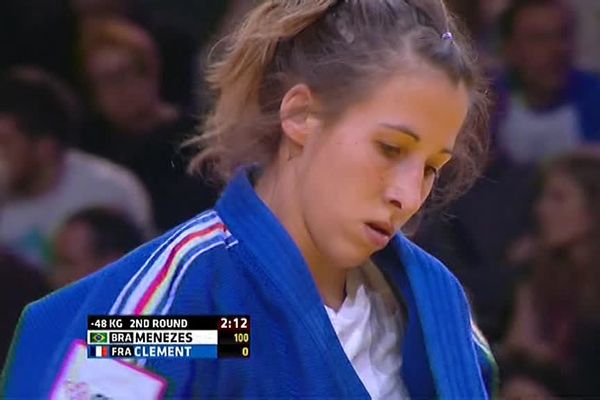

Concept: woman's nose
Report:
left=384, top=162, right=426, bottom=217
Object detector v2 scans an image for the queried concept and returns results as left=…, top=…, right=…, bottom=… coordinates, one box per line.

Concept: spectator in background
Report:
left=79, top=18, right=218, bottom=231
left=498, top=351, right=570, bottom=399
left=0, top=67, right=153, bottom=270
left=568, top=0, right=600, bottom=72
left=414, top=155, right=536, bottom=343
left=0, top=249, right=50, bottom=367
left=504, top=150, right=600, bottom=383
left=79, top=18, right=178, bottom=140
left=494, top=0, right=600, bottom=164
left=71, top=0, right=225, bottom=112
left=51, top=207, right=144, bottom=289
left=417, top=1, right=600, bottom=335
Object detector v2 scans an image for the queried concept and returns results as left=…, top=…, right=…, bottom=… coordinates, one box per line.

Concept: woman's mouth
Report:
left=364, top=222, right=393, bottom=249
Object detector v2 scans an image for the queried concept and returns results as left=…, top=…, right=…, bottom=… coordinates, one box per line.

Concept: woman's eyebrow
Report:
left=379, top=122, right=454, bottom=156
left=379, top=123, right=420, bottom=142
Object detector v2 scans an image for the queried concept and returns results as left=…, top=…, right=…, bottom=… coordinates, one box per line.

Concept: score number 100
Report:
left=234, top=333, right=249, bottom=357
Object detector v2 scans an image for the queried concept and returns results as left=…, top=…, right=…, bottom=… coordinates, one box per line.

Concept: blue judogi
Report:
left=2, top=168, right=497, bottom=399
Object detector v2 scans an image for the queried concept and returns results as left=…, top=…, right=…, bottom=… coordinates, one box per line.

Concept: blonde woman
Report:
left=3, top=0, right=496, bottom=398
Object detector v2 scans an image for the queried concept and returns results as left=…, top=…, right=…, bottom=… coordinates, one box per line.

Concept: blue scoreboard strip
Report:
left=88, top=344, right=218, bottom=359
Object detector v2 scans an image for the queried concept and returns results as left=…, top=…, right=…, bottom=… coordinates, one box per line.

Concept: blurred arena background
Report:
left=1, top=0, right=599, bottom=397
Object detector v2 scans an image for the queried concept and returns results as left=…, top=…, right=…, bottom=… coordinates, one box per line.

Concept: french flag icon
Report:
left=92, top=346, right=109, bottom=358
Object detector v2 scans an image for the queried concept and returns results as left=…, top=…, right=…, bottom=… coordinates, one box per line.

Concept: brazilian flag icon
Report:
left=90, top=332, right=108, bottom=344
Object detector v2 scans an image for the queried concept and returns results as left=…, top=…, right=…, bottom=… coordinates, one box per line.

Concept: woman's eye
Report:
left=378, top=142, right=442, bottom=179
left=378, top=142, right=403, bottom=158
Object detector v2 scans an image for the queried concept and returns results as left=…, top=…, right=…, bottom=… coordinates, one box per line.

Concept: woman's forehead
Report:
left=338, top=70, right=469, bottom=138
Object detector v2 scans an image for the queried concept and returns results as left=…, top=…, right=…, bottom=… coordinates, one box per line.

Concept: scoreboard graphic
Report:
left=87, top=316, right=250, bottom=359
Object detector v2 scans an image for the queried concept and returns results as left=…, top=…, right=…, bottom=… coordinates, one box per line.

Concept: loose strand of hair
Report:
left=188, top=0, right=338, bottom=182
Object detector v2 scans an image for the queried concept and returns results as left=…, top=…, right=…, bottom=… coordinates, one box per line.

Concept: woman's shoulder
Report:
left=2, top=210, right=243, bottom=397
left=29, top=210, right=238, bottom=321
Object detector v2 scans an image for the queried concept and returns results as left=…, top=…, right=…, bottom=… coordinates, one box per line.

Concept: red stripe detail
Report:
left=133, top=223, right=224, bottom=314
left=102, top=347, right=108, bottom=357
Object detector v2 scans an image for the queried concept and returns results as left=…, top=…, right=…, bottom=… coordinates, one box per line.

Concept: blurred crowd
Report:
left=0, top=0, right=599, bottom=397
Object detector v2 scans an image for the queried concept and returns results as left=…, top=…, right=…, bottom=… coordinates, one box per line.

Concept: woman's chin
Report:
left=328, top=245, right=375, bottom=270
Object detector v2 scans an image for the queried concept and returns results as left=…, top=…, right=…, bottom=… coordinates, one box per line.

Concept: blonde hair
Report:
left=189, top=0, right=490, bottom=205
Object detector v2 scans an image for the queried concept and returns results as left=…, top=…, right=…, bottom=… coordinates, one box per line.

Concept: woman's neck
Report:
left=255, top=163, right=348, bottom=310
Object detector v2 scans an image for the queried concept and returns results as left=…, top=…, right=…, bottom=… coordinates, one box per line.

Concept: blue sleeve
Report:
left=1, top=276, right=98, bottom=398
left=1, top=303, right=49, bottom=398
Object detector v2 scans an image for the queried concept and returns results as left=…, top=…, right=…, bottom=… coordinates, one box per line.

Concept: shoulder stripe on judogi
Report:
left=109, top=210, right=237, bottom=316
left=471, top=318, right=499, bottom=398
left=109, top=211, right=218, bottom=314
left=133, top=223, right=224, bottom=314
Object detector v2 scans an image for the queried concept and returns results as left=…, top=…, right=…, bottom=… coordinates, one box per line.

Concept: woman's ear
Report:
left=280, top=84, right=321, bottom=147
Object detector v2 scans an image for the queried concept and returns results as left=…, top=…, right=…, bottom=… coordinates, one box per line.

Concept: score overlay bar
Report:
left=86, top=316, right=250, bottom=359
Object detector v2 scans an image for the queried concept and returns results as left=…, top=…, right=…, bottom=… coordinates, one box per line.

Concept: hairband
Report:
left=441, top=31, right=453, bottom=41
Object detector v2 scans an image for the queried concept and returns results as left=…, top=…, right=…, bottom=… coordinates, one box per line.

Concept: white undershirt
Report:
left=324, top=261, right=410, bottom=399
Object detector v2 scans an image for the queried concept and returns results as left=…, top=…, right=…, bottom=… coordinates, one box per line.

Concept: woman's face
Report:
left=289, top=67, right=469, bottom=269
left=85, top=47, right=156, bottom=130
left=536, top=171, right=592, bottom=247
